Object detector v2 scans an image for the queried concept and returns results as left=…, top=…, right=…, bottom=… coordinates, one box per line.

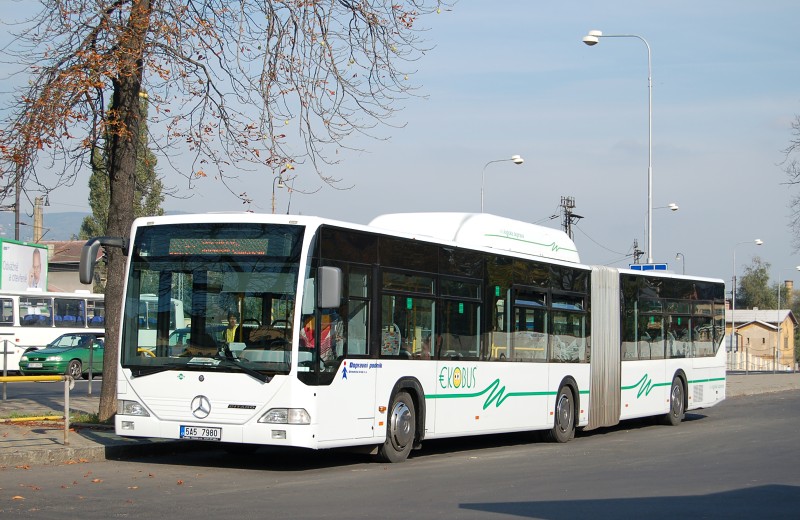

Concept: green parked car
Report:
left=19, top=333, right=104, bottom=379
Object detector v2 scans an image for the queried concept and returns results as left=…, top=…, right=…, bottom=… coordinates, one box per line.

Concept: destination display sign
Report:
left=169, top=238, right=269, bottom=256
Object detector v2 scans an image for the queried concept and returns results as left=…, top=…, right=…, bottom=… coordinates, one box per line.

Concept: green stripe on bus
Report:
left=621, top=374, right=670, bottom=398
left=688, top=377, right=725, bottom=384
left=482, top=233, right=578, bottom=254
left=427, top=378, right=556, bottom=409
left=622, top=374, right=726, bottom=399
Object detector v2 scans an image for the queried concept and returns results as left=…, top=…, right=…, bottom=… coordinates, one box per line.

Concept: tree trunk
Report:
left=99, top=0, right=152, bottom=422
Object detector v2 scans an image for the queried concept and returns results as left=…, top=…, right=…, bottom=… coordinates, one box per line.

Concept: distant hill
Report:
left=0, top=210, right=188, bottom=242
left=0, top=211, right=89, bottom=242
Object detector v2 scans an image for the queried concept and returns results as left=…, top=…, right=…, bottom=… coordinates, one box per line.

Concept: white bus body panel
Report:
left=688, top=346, right=727, bottom=408
left=619, top=360, right=669, bottom=420
left=369, top=213, right=580, bottom=263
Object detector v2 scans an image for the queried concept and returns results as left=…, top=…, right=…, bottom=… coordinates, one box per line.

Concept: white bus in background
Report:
left=136, top=294, right=186, bottom=350
left=80, top=212, right=727, bottom=463
left=0, top=290, right=105, bottom=373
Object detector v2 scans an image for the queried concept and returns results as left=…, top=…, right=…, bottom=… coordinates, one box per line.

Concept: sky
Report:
left=3, top=1, right=800, bottom=293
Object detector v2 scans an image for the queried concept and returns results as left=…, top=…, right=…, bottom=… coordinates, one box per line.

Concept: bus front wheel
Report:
left=377, top=392, right=415, bottom=463
left=662, top=377, right=685, bottom=426
left=546, top=386, right=575, bottom=443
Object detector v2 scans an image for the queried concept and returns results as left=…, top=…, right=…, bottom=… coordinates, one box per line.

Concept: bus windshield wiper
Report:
left=130, top=363, right=185, bottom=378
left=218, top=357, right=272, bottom=383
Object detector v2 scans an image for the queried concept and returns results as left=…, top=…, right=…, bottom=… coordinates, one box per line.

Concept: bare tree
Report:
left=0, top=0, right=446, bottom=420
left=784, top=115, right=800, bottom=249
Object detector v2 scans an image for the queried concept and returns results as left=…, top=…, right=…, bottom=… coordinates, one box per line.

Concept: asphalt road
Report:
left=1, top=391, right=798, bottom=518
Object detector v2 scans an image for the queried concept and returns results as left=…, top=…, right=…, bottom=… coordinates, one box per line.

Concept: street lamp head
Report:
left=755, top=239, right=763, bottom=246
left=582, top=30, right=602, bottom=46
left=582, top=36, right=599, bottom=46
left=668, top=203, right=679, bottom=211
left=511, top=155, right=524, bottom=165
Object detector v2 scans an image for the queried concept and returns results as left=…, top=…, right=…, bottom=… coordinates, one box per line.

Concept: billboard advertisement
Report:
left=0, top=239, right=48, bottom=290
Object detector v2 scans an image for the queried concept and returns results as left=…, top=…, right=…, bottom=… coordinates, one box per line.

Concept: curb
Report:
left=0, top=445, right=107, bottom=467
left=0, top=438, right=205, bottom=467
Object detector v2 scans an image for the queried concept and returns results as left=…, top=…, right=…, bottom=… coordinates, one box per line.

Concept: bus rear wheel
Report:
left=377, top=392, right=415, bottom=463
left=546, top=386, right=575, bottom=443
left=662, top=376, right=685, bottom=426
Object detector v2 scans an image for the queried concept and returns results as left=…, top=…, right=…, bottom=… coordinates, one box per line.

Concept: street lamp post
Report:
left=776, top=266, right=800, bottom=373
left=675, top=252, right=685, bottom=274
left=731, top=238, right=763, bottom=370
left=481, top=155, right=524, bottom=213
left=271, top=175, right=285, bottom=214
left=583, top=30, right=654, bottom=263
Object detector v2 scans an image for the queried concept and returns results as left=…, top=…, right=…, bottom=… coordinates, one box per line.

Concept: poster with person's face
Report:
left=0, top=241, right=48, bottom=291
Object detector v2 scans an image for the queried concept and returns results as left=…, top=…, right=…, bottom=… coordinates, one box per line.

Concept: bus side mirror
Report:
left=317, top=266, right=342, bottom=309
left=79, top=237, right=129, bottom=285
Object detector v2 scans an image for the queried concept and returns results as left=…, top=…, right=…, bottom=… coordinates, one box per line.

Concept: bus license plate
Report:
left=27, top=362, right=43, bottom=368
left=180, top=425, right=222, bottom=441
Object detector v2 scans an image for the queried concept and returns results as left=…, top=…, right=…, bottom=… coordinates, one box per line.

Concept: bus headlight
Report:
left=118, top=399, right=151, bottom=417
left=259, top=408, right=310, bottom=425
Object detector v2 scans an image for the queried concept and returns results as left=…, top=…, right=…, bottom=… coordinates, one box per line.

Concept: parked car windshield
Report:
left=47, top=333, right=104, bottom=349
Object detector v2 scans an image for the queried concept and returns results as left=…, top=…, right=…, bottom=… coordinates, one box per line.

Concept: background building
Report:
left=727, top=309, right=797, bottom=371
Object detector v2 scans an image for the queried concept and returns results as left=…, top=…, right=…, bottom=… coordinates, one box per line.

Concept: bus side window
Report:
left=346, top=300, right=369, bottom=356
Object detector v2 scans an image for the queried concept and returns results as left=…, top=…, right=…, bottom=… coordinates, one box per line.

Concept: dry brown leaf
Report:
left=12, top=495, right=24, bottom=500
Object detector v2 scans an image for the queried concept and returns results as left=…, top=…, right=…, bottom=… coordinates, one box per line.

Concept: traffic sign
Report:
left=629, top=263, right=668, bottom=271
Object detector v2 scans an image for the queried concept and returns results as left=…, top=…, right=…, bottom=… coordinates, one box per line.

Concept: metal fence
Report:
left=0, top=373, right=76, bottom=444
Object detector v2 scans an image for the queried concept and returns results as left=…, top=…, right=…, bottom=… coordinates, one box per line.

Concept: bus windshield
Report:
left=120, top=222, right=304, bottom=378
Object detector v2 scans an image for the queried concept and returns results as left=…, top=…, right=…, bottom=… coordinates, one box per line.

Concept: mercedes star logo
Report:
left=191, top=395, right=211, bottom=419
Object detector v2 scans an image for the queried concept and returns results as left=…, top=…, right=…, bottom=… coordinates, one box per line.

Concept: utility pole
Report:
left=33, top=196, right=43, bottom=242
left=14, top=168, right=21, bottom=240
left=559, top=196, right=582, bottom=239
left=632, top=239, right=644, bottom=264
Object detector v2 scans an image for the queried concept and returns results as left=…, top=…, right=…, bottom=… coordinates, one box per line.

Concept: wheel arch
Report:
left=671, top=369, right=688, bottom=409
left=387, top=377, right=426, bottom=446
left=556, top=375, right=580, bottom=421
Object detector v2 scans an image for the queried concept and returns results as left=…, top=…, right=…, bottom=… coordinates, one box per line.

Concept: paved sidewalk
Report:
left=0, top=386, right=200, bottom=467
left=1, top=372, right=799, bottom=467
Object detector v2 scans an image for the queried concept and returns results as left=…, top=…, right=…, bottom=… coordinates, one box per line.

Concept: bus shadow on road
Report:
left=122, top=443, right=380, bottom=472
left=459, top=484, right=799, bottom=519
left=574, top=411, right=709, bottom=439
left=118, top=413, right=711, bottom=470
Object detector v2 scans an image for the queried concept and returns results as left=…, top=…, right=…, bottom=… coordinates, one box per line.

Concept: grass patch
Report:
left=71, top=411, right=113, bottom=425
left=1, top=410, right=61, bottom=419
left=0, top=410, right=112, bottom=425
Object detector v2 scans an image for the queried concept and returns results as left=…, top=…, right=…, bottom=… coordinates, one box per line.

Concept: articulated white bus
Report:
left=80, top=212, right=726, bottom=462
left=0, top=290, right=105, bottom=373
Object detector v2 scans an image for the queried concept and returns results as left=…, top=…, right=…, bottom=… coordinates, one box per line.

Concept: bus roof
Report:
left=369, top=212, right=580, bottom=263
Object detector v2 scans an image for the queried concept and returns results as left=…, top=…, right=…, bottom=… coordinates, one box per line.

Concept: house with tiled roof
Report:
left=726, top=308, right=797, bottom=371
left=41, top=241, right=100, bottom=292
